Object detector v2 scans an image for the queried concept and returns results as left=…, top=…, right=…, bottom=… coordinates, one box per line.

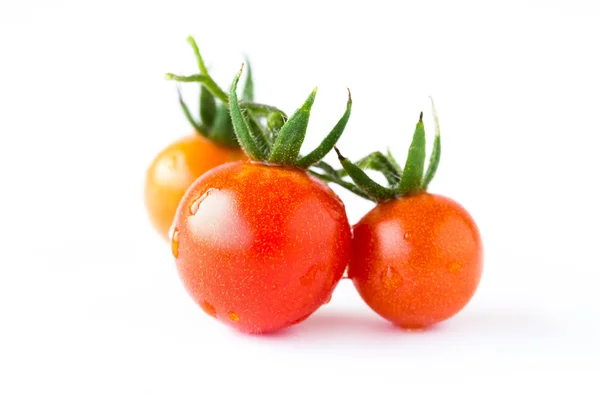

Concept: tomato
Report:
left=171, top=161, right=352, bottom=334
left=144, top=134, right=245, bottom=241
left=348, top=192, right=483, bottom=329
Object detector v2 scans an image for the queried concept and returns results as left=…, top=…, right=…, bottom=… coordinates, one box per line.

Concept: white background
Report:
left=1, top=0, right=599, bottom=398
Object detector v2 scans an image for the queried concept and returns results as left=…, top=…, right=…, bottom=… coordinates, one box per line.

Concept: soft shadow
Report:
left=249, top=309, right=442, bottom=341
left=438, top=309, right=558, bottom=337
left=245, top=308, right=558, bottom=342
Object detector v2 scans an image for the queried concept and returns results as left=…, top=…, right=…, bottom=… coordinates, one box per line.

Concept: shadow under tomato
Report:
left=245, top=306, right=556, bottom=341
left=249, top=309, right=443, bottom=341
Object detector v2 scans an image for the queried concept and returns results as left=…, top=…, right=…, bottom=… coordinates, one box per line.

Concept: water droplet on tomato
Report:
left=228, top=312, right=240, bottom=322
left=381, top=266, right=403, bottom=290
left=199, top=300, right=216, bottom=317
left=189, top=188, right=219, bottom=215
left=403, top=232, right=411, bottom=240
left=171, top=228, right=180, bottom=258
left=323, top=292, right=333, bottom=305
left=300, top=264, right=324, bottom=286
left=323, top=202, right=344, bottom=221
left=448, top=261, right=462, bottom=274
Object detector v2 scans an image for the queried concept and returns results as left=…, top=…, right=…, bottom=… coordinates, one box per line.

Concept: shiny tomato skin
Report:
left=144, top=133, right=246, bottom=241
left=349, top=193, right=483, bottom=329
left=171, top=161, right=352, bottom=334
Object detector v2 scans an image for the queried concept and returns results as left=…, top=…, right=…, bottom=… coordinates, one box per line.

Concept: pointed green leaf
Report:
left=245, top=112, right=271, bottom=158
left=387, top=148, right=403, bottom=174
left=340, top=151, right=401, bottom=186
left=235, top=102, right=288, bottom=143
left=228, top=67, right=264, bottom=160
left=242, top=57, right=254, bottom=101
left=186, top=37, right=216, bottom=127
left=208, top=104, right=238, bottom=148
left=297, top=89, right=352, bottom=168
left=187, top=36, right=208, bottom=75
left=268, top=88, right=317, bottom=165
left=266, top=112, right=287, bottom=142
left=309, top=161, right=371, bottom=199
left=165, top=73, right=228, bottom=104
left=398, top=113, right=427, bottom=196
left=423, top=98, right=441, bottom=189
left=335, top=148, right=397, bottom=202
left=176, top=86, right=204, bottom=134
left=309, top=170, right=371, bottom=200
left=238, top=102, right=288, bottom=119
left=199, top=86, right=216, bottom=128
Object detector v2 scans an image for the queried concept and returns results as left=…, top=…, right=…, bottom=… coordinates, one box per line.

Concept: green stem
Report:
left=313, top=161, right=340, bottom=177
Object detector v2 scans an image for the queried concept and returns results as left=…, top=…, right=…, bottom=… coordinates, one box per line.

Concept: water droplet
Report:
left=381, top=266, right=403, bottom=290
left=189, top=188, right=219, bottom=215
left=228, top=312, right=240, bottom=322
left=403, top=232, right=411, bottom=240
left=448, top=261, right=462, bottom=274
left=300, top=264, right=324, bottom=286
left=171, top=228, right=179, bottom=258
left=199, top=300, right=216, bottom=318
left=323, top=292, right=333, bottom=305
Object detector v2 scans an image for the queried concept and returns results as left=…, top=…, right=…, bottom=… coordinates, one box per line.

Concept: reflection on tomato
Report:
left=349, top=193, right=483, bottom=329
left=171, top=161, right=352, bottom=334
left=144, top=134, right=246, bottom=241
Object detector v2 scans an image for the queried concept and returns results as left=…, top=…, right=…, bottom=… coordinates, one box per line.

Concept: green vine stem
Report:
left=330, top=98, right=442, bottom=202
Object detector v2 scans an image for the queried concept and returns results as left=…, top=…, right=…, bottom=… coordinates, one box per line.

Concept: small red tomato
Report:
left=332, top=105, right=484, bottom=329
left=171, top=162, right=351, bottom=333
left=169, top=64, right=353, bottom=333
left=349, top=193, right=483, bottom=328
left=144, top=134, right=245, bottom=241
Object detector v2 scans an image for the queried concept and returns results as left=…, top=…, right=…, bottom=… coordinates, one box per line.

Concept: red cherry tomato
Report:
left=349, top=193, right=483, bottom=329
left=144, top=134, right=246, bottom=241
left=171, top=161, right=352, bottom=334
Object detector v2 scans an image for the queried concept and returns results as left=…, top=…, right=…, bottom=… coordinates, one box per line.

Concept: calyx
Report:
left=228, top=65, right=352, bottom=169
left=314, top=100, right=441, bottom=202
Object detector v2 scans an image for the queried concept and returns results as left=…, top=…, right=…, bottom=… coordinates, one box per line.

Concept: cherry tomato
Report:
left=144, top=134, right=246, bottom=241
left=349, top=193, right=483, bottom=329
left=171, top=161, right=352, bottom=334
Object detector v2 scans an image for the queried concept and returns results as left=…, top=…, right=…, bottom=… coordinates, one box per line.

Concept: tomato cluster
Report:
left=145, top=37, right=483, bottom=334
